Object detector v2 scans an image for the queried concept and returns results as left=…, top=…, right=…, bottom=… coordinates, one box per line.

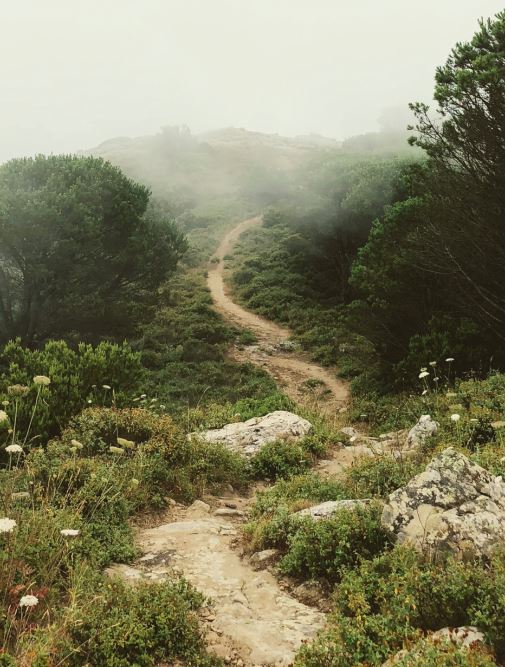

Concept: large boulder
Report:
left=381, top=448, right=504, bottom=556
left=191, top=410, right=312, bottom=457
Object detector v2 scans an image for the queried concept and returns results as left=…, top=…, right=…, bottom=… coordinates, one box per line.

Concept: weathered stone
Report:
left=295, top=499, right=370, bottom=520
left=249, top=549, right=280, bottom=569
left=191, top=411, right=312, bottom=457
left=214, top=508, right=245, bottom=518
left=381, top=448, right=504, bottom=556
left=382, top=626, right=486, bottom=665
left=407, top=414, right=439, bottom=448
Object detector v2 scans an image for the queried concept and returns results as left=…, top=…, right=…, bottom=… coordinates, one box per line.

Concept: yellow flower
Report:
left=117, top=437, right=135, bottom=449
left=33, top=376, right=51, bottom=386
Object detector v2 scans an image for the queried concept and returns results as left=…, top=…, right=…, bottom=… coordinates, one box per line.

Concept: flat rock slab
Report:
left=191, top=410, right=313, bottom=457
left=108, top=510, right=324, bottom=666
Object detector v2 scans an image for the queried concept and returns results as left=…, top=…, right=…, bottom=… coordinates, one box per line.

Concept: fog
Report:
left=0, top=0, right=502, bottom=162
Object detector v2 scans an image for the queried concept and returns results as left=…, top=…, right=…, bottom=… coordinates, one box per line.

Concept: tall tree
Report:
left=0, top=155, right=187, bottom=344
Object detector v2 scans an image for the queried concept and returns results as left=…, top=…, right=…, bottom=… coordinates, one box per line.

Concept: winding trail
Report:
left=207, top=216, right=349, bottom=417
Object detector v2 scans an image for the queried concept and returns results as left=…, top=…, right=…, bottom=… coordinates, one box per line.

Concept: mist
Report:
left=0, top=0, right=502, bottom=163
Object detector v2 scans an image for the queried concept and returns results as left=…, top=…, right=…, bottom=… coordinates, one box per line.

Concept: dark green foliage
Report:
left=250, top=441, right=312, bottom=480
left=0, top=338, right=143, bottom=441
left=67, top=578, right=220, bottom=667
left=342, top=456, right=423, bottom=499
left=279, top=503, right=389, bottom=582
left=296, top=547, right=505, bottom=666
left=0, top=155, right=187, bottom=344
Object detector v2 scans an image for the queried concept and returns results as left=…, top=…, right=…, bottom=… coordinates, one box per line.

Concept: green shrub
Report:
left=296, top=546, right=505, bottom=666
left=342, top=456, right=423, bottom=498
left=0, top=339, right=143, bottom=441
left=393, top=639, right=497, bottom=667
left=67, top=577, right=220, bottom=667
left=250, top=440, right=312, bottom=480
left=279, top=502, right=389, bottom=582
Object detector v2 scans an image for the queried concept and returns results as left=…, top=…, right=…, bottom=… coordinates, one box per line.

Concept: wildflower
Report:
left=470, top=418, right=479, bottom=423
left=140, top=394, right=147, bottom=399
left=419, top=371, right=430, bottom=379
left=159, top=404, right=166, bottom=409
left=0, top=410, right=9, bottom=425
left=150, top=398, right=157, bottom=403
left=7, top=384, right=29, bottom=397
left=60, top=529, right=80, bottom=537
left=102, top=385, right=111, bottom=390
left=446, top=392, right=457, bottom=398
left=420, top=367, right=427, bottom=372
left=0, top=518, right=17, bottom=533
left=117, top=437, right=135, bottom=449
left=432, top=377, right=440, bottom=382
left=450, top=414, right=461, bottom=422
left=33, top=376, right=50, bottom=386
left=429, top=361, right=437, bottom=367
left=421, top=390, right=428, bottom=396
left=108, top=446, right=124, bottom=455
left=87, top=399, right=92, bottom=404
left=130, top=478, right=140, bottom=488
left=2, top=400, right=9, bottom=407
left=19, top=595, right=38, bottom=608
left=5, top=444, right=23, bottom=454
left=491, top=421, right=504, bottom=429
left=70, top=439, right=84, bottom=449
left=133, top=397, right=140, bottom=402
left=445, top=357, right=455, bottom=363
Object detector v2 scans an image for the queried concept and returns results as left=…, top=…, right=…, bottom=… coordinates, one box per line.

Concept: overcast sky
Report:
left=0, top=0, right=502, bottom=162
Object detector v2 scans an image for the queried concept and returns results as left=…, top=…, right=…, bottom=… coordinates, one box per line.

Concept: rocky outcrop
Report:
left=191, top=411, right=312, bottom=457
left=381, top=448, right=504, bottom=556
left=407, top=414, right=439, bottom=448
left=382, top=626, right=486, bottom=665
left=295, top=499, right=370, bottom=520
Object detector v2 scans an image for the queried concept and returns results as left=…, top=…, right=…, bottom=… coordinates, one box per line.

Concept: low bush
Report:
left=279, top=502, right=389, bottom=582
left=66, top=577, right=219, bottom=667
left=296, top=546, right=505, bottom=666
left=250, top=440, right=312, bottom=480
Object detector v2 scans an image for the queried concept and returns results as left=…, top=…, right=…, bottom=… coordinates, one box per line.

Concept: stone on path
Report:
left=295, top=499, right=370, bottom=520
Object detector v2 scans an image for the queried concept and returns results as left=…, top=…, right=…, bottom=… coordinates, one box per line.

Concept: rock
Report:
left=295, top=499, right=370, bottom=520
left=382, top=626, right=486, bottom=665
left=191, top=411, right=312, bottom=457
left=381, top=448, right=504, bottom=556
left=186, top=500, right=211, bottom=517
left=249, top=548, right=280, bottom=569
left=432, top=626, right=485, bottom=648
left=293, top=581, right=323, bottom=606
left=407, top=414, right=438, bottom=448
left=214, top=508, right=244, bottom=518
left=340, top=426, right=359, bottom=438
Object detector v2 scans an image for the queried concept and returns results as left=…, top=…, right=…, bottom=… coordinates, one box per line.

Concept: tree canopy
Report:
left=0, top=155, right=187, bottom=344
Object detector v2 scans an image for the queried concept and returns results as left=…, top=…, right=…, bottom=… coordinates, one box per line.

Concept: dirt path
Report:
left=207, top=216, right=349, bottom=417
left=108, top=498, right=324, bottom=666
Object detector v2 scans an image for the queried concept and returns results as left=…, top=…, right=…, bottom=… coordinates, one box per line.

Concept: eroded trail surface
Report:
left=109, top=498, right=324, bottom=666
left=207, top=216, right=349, bottom=417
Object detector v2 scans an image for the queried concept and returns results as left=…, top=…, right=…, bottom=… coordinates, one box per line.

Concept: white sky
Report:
left=0, top=0, right=502, bottom=161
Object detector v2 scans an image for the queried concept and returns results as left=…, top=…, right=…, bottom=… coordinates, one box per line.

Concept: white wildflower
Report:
left=429, top=361, right=437, bottom=367
left=87, top=399, right=92, bottom=404
left=159, top=404, right=166, bottom=409
left=33, top=376, right=50, bottom=386
left=420, top=367, right=427, bottom=372
left=71, top=439, right=84, bottom=449
left=445, top=357, right=455, bottom=363
left=108, top=446, right=124, bottom=455
left=19, top=595, right=38, bottom=608
left=102, top=385, right=111, bottom=390
left=140, top=394, right=147, bottom=399
left=450, top=414, right=461, bottom=422
left=0, top=518, right=17, bottom=533
left=419, top=371, right=430, bottom=379
left=60, top=529, right=80, bottom=537
left=0, top=410, right=9, bottom=425
left=5, top=444, right=23, bottom=454
left=1, top=400, right=8, bottom=407
left=421, top=389, right=428, bottom=396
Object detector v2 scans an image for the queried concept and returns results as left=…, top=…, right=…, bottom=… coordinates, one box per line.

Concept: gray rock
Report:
left=191, top=411, right=312, bottom=457
left=295, top=499, right=370, bottom=520
left=249, top=548, right=280, bottom=569
left=214, top=508, right=245, bottom=518
left=382, top=626, right=486, bottom=665
left=407, top=414, right=439, bottom=448
left=381, top=448, right=504, bottom=556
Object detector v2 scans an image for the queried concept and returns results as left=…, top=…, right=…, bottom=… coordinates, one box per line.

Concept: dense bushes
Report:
left=0, top=338, right=144, bottom=441
left=296, top=547, right=505, bottom=666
